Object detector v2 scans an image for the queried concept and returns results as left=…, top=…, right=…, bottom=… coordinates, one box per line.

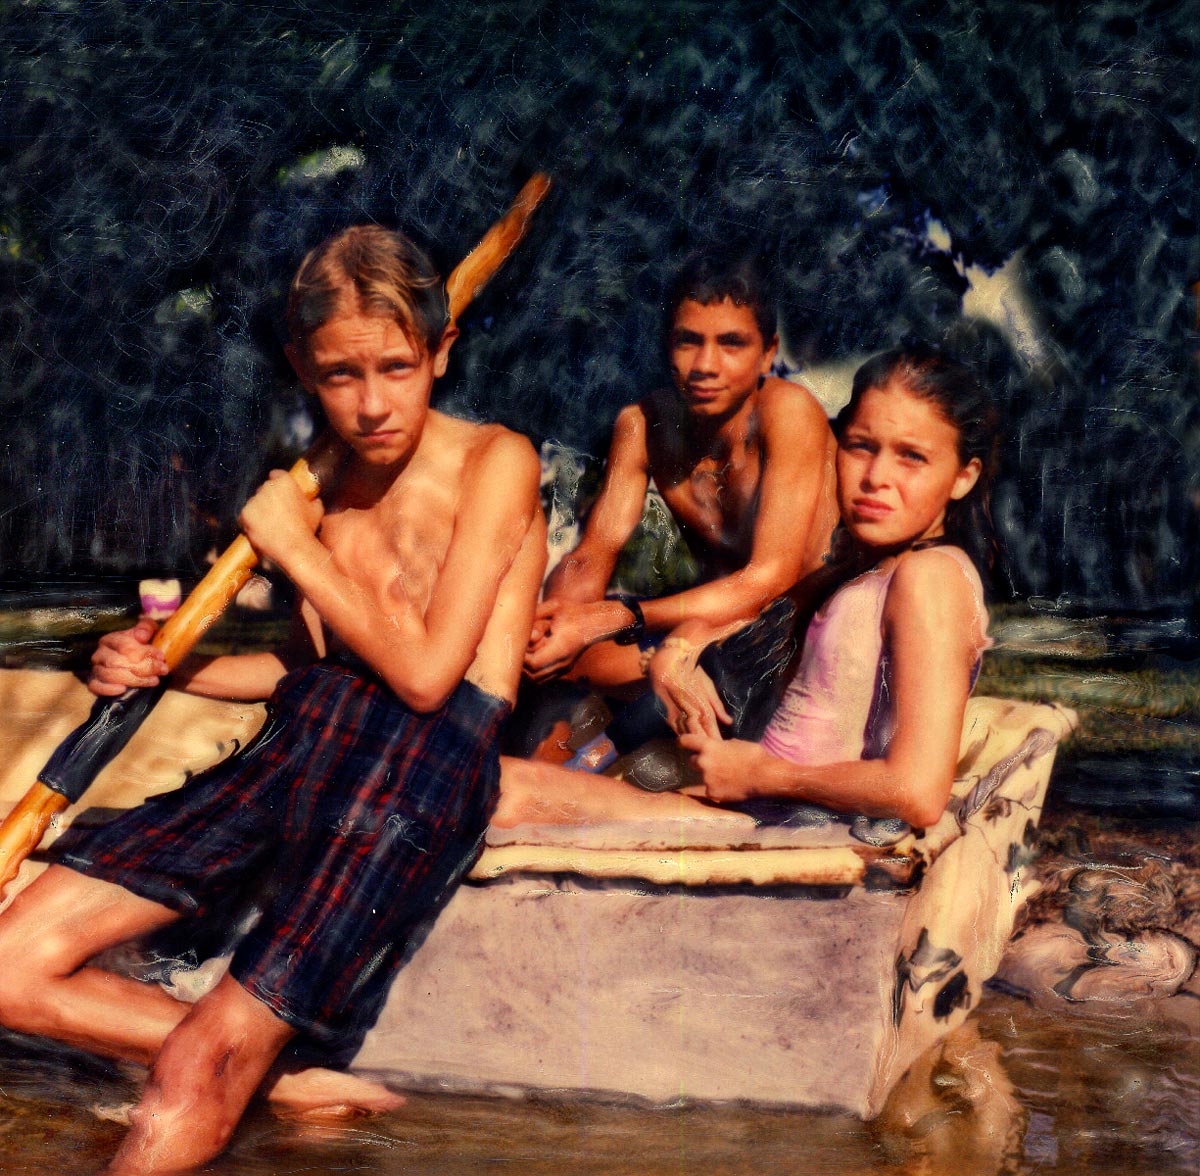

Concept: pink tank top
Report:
left=759, top=546, right=990, bottom=766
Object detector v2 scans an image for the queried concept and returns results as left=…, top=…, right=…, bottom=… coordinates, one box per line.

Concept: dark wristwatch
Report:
left=607, top=594, right=645, bottom=646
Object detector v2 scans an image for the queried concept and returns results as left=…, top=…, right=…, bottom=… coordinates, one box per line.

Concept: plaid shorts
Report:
left=54, top=660, right=509, bottom=1049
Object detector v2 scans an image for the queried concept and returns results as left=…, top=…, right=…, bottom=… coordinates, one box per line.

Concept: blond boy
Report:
left=0, top=226, right=545, bottom=1174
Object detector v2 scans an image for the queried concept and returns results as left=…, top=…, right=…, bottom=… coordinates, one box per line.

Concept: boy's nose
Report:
left=357, top=375, right=388, bottom=418
left=690, top=339, right=719, bottom=376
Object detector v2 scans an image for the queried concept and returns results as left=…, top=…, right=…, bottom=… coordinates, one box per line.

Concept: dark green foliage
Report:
left=0, top=0, right=1196, bottom=607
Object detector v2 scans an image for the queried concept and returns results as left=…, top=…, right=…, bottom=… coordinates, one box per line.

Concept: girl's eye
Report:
left=842, top=437, right=874, bottom=453
left=900, top=449, right=928, bottom=464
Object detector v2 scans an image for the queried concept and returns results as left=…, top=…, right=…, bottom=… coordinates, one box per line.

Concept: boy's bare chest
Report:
left=320, top=484, right=457, bottom=610
left=656, top=448, right=761, bottom=559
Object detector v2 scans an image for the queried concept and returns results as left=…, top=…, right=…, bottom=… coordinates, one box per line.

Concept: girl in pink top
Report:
left=667, top=344, right=999, bottom=827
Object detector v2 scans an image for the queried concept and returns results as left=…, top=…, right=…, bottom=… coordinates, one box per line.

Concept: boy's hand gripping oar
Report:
left=0, top=173, right=552, bottom=897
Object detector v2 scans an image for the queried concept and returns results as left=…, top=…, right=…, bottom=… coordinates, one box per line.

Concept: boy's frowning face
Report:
left=291, top=303, right=455, bottom=468
left=668, top=298, right=777, bottom=420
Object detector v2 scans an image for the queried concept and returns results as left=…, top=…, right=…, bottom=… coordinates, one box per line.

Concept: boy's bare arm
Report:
left=87, top=609, right=316, bottom=702
left=524, top=405, right=652, bottom=679
left=540, top=404, right=651, bottom=602
left=168, top=604, right=321, bottom=700
left=246, top=431, right=542, bottom=712
left=639, top=384, right=835, bottom=633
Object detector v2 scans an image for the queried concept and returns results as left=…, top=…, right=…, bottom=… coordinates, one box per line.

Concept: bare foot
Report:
left=266, top=1066, right=405, bottom=1120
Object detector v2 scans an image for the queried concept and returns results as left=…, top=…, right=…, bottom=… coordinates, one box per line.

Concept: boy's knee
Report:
left=164, top=975, right=295, bottom=1087
left=0, top=919, right=73, bottom=1024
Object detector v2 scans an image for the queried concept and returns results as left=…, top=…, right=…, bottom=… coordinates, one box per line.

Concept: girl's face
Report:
left=836, top=379, right=982, bottom=550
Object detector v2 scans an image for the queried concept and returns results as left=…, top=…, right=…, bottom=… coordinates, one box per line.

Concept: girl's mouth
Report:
left=852, top=497, right=893, bottom=520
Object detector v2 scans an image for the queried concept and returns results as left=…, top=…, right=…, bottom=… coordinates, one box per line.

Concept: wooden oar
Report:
left=0, top=172, right=552, bottom=898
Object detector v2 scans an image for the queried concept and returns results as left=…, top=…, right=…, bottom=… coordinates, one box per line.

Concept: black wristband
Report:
left=607, top=594, right=645, bottom=646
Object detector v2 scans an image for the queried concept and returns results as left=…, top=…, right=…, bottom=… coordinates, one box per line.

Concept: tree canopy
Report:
left=1, top=0, right=1196, bottom=607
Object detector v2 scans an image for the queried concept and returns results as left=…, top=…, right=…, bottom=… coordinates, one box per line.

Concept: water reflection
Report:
left=2, top=977, right=1195, bottom=1175
left=874, top=1019, right=1024, bottom=1176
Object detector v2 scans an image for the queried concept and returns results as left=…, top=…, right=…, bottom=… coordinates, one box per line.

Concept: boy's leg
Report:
left=108, top=973, right=296, bottom=1175
left=561, top=640, right=647, bottom=694
left=0, top=864, right=398, bottom=1168
left=0, top=865, right=186, bottom=1066
left=493, top=754, right=756, bottom=827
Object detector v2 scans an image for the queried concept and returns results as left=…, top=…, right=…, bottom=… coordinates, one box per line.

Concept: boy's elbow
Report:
left=387, top=671, right=456, bottom=714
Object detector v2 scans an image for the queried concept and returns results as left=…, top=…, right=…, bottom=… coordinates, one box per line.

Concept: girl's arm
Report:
left=680, top=548, right=985, bottom=828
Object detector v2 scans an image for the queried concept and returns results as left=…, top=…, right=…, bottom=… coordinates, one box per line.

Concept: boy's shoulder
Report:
left=426, top=412, right=541, bottom=491
left=756, top=376, right=832, bottom=430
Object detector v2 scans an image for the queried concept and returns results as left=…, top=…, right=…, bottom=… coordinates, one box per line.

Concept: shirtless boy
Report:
left=524, top=251, right=837, bottom=702
left=0, top=226, right=545, bottom=1174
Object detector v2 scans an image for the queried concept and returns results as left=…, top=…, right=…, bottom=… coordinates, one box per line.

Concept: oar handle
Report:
left=0, top=437, right=348, bottom=899
left=445, top=173, right=552, bottom=321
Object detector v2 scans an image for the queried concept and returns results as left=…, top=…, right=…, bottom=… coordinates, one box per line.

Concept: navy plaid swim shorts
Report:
left=54, top=660, right=509, bottom=1049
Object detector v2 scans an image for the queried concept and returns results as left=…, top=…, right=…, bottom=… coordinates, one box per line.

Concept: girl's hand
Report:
left=648, top=641, right=731, bottom=739
left=678, top=732, right=769, bottom=803
left=89, top=617, right=168, bottom=697
left=238, top=470, right=324, bottom=565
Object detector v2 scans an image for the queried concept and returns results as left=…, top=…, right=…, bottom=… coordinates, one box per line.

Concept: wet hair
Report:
left=667, top=249, right=778, bottom=343
left=287, top=225, right=449, bottom=358
left=833, top=344, right=1001, bottom=574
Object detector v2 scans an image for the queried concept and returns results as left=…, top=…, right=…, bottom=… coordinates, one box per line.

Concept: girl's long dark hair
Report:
left=832, top=343, right=1002, bottom=578
left=775, top=345, right=1001, bottom=703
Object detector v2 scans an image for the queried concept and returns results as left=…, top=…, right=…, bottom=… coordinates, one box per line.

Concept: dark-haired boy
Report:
left=524, top=253, right=836, bottom=744
left=0, top=225, right=546, bottom=1174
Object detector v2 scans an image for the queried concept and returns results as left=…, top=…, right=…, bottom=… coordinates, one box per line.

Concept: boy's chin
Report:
left=348, top=436, right=415, bottom=465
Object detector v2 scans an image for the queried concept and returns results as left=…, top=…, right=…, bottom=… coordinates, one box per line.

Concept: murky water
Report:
left=2, top=965, right=1197, bottom=1175
left=0, top=597, right=1197, bottom=1174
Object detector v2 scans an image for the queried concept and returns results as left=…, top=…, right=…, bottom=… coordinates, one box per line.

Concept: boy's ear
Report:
left=285, top=342, right=316, bottom=394
left=950, top=457, right=983, bottom=501
left=431, top=324, right=460, bottom=379
left=759, top=332, right=780, bottom=375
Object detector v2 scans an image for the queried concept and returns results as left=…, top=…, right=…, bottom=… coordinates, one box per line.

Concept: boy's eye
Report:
left=841, top=437, right=874, bottom=453
left=900, top=449, right=928, bottom=463
left=717, top=334, right=749, bottom=348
